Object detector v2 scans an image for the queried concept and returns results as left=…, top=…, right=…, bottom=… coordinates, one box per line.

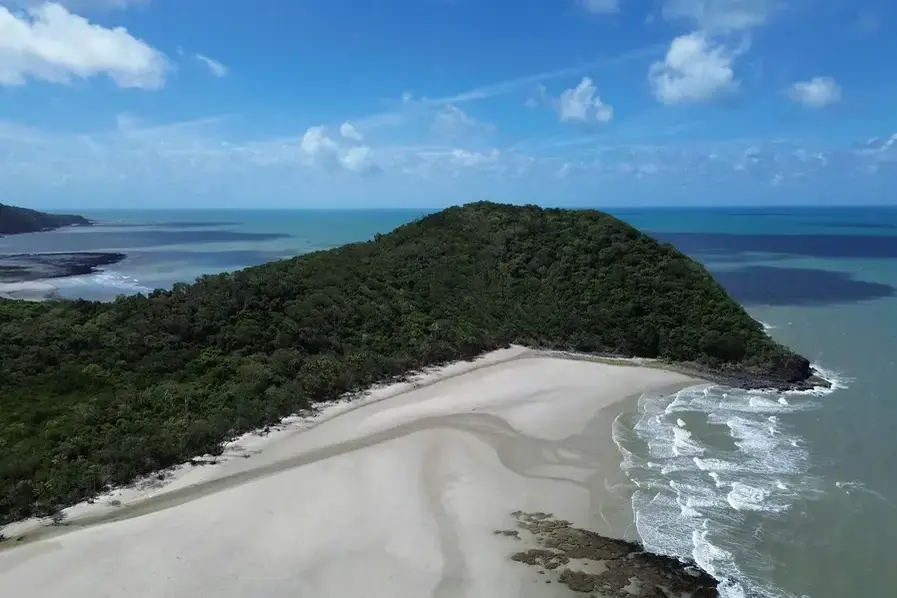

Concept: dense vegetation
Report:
left=0, top=202, right=810, bottom=525
left=0, top=203, right=90, bottom=236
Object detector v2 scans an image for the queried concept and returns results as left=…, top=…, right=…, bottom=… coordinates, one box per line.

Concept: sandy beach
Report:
left=0, top=348, right=702, bottom=597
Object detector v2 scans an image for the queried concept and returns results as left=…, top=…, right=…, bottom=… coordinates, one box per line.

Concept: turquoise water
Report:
left=1, top=206, right=895, bottom=597
left=618, top=207, right=897, bottom=598
left=0, top=209, right=426, bottom=300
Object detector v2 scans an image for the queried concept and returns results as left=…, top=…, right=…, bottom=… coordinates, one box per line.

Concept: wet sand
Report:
left=0, top=349, right=701, bottom=597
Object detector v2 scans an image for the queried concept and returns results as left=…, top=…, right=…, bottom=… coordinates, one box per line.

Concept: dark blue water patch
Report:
left=719, top=208, right=897, bottom=219
left=650, top=232, right=897, bottom=259
left=713, top=266, right=896, bottom=306
left=722, top=210, right=811, bottom=217
left=686, top=249, right=793, bottom=265
left=124, top=249, right=296, bottom=269
left=92, top=221, right=239, bottom=229
left=812, top=221, right=897, bottom=231
left=0, top=230, right=291, bottom=253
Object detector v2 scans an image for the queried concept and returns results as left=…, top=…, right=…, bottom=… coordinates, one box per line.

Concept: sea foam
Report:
left=613, top=370, right=843, bottom=598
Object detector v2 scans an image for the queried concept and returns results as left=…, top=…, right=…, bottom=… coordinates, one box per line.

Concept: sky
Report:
left=0, top=0, right=895, bottom=209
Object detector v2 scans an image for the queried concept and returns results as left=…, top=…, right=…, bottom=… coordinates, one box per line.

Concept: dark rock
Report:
left=0, top=252, right=127, bottom=284
left=508, top=512, right=721, bottom=597
left=559, top=569, right=597, bottom=593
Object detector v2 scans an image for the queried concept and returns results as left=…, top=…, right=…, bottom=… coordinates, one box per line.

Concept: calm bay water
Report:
left=1, top=206, right=895, bottom=597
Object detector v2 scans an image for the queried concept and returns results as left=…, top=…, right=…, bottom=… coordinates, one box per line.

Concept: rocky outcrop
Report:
left=0, top=252, right=127, bottom=283
left=501, top=511, right=721, bottom=597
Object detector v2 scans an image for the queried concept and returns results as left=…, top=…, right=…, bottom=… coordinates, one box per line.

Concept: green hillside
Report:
left=0, top=202, right=811, bottom=524
left=0, top=203, right=90, bottom=236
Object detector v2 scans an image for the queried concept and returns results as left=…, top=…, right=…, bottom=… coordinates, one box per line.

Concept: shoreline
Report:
left=524, top=347, right=830, bottom=392
left=3, top=347, right=691, bottom=543
left=0, top=252, right=127, bottom=300
left=0, top=346, right=536, bottom=542
left=1, top=348, right=719, bottom=597
left=0, top=345, right=836, bottom=545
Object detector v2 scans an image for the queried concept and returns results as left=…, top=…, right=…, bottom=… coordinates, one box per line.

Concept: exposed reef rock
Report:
left=503, top=511, right=720, bottom=597
left=0, top=252, right=126, bottom=283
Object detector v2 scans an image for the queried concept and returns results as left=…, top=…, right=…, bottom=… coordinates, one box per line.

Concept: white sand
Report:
left=0, top=348, right=700, bottom=597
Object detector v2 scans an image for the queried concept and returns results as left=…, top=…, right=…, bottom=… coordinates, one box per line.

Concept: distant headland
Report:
left=0, top=204, right=126, bottom=286
left=0, top=203, right=92, bottom=236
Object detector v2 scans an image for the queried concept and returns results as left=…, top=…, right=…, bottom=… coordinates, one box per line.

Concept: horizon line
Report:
left=35, top=204, right=897, bottom=212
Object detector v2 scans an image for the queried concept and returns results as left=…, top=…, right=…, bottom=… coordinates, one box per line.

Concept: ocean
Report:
left=1, top=206, right=895, bottom=597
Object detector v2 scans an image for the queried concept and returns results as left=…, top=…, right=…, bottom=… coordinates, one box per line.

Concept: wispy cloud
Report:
left=350, top=44, right=663, bottom=133
left=194, top=54, right=229, bottom=78
left=113, top=113, right=234, bottom=137
left=580, top=0, right=619, bottom=15
left=431, top=104, right=496, bottom=137
left=3, top=110, right=894, bottom=199
left=0, top=119, right=54, bottom=144
left=431, top=44, right=664, bottom=104
left=660, top=0, right=780, bottom=33
left=0, top=0, right=151, bottom=10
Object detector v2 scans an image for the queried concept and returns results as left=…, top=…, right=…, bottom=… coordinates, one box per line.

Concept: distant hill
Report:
left=0, top=203, right=91, bottom=236
left=0, top=201, right=817, bottom=523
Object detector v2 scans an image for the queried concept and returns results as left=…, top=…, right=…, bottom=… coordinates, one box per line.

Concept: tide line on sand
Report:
left=1, top=347, right=704, bottom=598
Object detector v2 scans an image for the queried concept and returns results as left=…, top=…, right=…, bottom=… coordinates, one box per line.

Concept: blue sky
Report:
left=1, top=0, right=895, bottom=209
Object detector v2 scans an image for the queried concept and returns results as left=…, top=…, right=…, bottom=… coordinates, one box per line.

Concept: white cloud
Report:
left=1, top=115, right=895, bottom=207
left=0, top=3, right=167, bottom=88
left=0, top=0, right=149, bottom=10
left=432, top=104, right=496, bottom=136
left=557, top=77, right=614, bottom=123
left=194, top=53, right=228, bottom=77
left=450, top=148, right=499, bottom=167
left=339, top=122, right=364, bottom=141
left=300, top=125, right=376, bottom=174
left=788, top=76, right=842, bottom=108
left=580, top=0, right=619, bottom=14
left=661, top=0, right=777, bottom=32
left=2, top=102, right=895, bottom=208
left=340, top=145, right=375, bottom=173
left=350, top=46, right=661, bottom=134
left=649, top=32, right=738, bottom=104
left=300, top=126, right=339, bottom=157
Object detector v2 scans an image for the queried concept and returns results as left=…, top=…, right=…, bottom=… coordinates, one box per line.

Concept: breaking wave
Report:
left=613, top=367, right=847, bottom=598
left=53, top=270, right=153, bottom=300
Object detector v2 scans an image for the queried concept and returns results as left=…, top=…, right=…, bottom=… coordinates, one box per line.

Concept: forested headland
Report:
left=0, top=202, right=814, bottom=524
left=0, top=203, right=91, bottom=236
